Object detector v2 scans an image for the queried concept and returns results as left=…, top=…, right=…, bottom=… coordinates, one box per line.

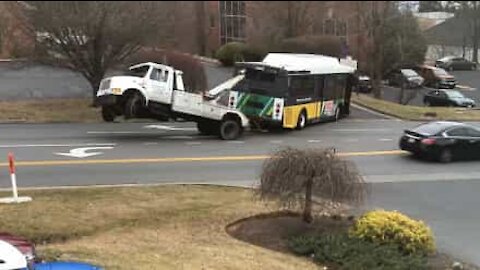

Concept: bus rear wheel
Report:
left=296, top=111, right=307, bottom=130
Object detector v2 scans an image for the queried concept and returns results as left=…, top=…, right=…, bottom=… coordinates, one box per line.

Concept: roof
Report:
left=260, top=53, right=356, bottom=74
left=424, top=17, right=470, bottom=47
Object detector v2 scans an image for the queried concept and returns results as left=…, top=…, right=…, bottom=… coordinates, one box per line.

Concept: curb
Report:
left=0, top=181, right=258, bottom=192
left=351, top=101, right=404, bottom=121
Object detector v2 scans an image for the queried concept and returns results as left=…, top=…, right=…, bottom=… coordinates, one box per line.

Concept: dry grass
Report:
left=0, top=98, right=101, bottom=123
left=0, top=185, right=319, bottom=270
left=352, top=94, right=480, bottom=121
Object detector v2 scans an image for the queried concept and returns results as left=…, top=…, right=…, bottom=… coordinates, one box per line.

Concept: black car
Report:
left=435, top=56, right=477, bottom=71
left=423, top=89, right=476, bottom=107
left=399, top=121, right=480, bottom=162
left=354, top=74, right=372, bottom=93
left=386, top=69, right=424, bottom=89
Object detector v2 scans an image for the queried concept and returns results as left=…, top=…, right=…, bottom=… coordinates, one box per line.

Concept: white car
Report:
left=0, top=240, right=28, bottom=270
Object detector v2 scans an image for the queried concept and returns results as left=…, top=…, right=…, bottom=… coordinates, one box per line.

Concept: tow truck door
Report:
left=146, top=67, right=173, bottom=105
left=171, top=73, right=203, bottom=116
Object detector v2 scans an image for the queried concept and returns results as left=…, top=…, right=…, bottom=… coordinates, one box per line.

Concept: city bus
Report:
left=227, top=53, right=357, bottom=130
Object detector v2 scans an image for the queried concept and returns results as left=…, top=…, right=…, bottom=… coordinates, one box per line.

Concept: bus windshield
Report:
left=237, top=68, right=288, bottom=97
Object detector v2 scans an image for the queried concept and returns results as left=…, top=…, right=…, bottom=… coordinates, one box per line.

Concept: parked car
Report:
left=413, top=65, right=456, bottom=89
left=399, top=121, right=480, bottom=162
left=0, top=233, right=36, bottom=267
left=386, top=69, right=424, bottom=88
left=0, top=240, right=28, bottom=270
left=435, top=56, right=477, bottom=71
left=423, top=89, right=475, bottom=107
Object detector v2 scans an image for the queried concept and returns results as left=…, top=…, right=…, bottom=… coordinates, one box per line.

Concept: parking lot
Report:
left=380, top=69, right=480, bottom=107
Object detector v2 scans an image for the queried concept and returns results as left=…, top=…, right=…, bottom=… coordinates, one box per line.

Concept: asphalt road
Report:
left=0, top=110, right=480, bottom=265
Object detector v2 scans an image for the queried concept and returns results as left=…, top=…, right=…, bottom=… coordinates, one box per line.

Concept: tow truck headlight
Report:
left=111, top=88, right=122, bottom=95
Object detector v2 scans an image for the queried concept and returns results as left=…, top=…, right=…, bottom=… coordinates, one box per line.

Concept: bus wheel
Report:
left=219, top=119, right=242, bottom=140
left=296, top=111, right=307, bottom=130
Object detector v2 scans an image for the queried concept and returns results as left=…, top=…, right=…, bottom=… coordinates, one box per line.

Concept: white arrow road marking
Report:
left=143, top=124, right=197, bottom=131
left=55, top=147, right=114, bottom=158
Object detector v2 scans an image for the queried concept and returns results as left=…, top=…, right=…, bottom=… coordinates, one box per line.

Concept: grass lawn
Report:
left=0, top=98, right=101, bottom=123
left=0, top=185, right=319, bottom=270
left=352, top=94, right=480, bottom=121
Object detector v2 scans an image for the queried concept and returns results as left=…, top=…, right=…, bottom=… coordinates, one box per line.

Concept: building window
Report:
left=324, top=19, right=335, bottom=35
left=336, top=19, right=347, bottom=37
left=219, top=1, right=247, bottom=45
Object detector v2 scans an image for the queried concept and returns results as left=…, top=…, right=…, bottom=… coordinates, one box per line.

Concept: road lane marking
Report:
left=144, top=142, right=158, bottom=146
left=143, top=124, right=197, bottom=131
left=185, top=142, right=202, bottom=146
left=0, top=143, right=116, bottom=148
left=379, top=138, right=393, bottom=141
left=0, top=150, right=406, bottom=168
left=308, top=139, right=322, bottom=143
left=227, top=141, right=245, bottom=144
left=332, top=128, right=390, bottom=132
left=87, top=131, right=146, bottom=134
left=163, top=136, right=194, bottom=140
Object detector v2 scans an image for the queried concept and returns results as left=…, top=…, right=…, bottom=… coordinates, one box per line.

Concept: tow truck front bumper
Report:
left=96, top=94, right=118, bottom=106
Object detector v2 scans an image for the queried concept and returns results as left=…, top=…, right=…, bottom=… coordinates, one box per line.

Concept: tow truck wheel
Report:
left=219, top=119, right=242, bottom=140
left=124, top=93, right=142, bottom=119
left=101, top=106, right=116, bottom=122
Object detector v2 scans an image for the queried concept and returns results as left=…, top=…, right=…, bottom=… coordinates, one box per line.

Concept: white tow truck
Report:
left=96, top=62, right=248, bottom=140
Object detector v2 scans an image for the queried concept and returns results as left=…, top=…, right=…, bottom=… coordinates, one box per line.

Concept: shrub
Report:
left=275, top=35, right=343, bottom=58
left=257, top=147, right=367, bottom=223
left=289, top=234, right=428, bottom=270
left=349, top=210, right=435, bottom=255
left=215, top=42, right=266, bottom=66
left=124, top=48, right=207, bottom=93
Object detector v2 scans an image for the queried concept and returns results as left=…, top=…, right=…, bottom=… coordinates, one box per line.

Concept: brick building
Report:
left=169, top=1, right=372, bottom=63
left=0, top=1, right=34, bottom=59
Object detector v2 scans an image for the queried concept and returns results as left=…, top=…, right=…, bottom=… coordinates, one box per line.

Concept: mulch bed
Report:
left=226, top=211, right=480, bottom=270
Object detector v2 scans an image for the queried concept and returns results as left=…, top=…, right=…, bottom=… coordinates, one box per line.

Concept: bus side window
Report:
left=290, top=76, right=314, bottom=97
left=323, top=75, right=336, bottom=101
left=315, top=76, right=324, bottom=100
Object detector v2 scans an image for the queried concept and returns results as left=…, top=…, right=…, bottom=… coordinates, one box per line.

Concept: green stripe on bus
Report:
left=237, top=93, right=250, bottom=110
left=259, top=98, right=274, bottom=116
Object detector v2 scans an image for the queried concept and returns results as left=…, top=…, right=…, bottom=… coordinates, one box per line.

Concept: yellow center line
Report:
left=0, top=150, right=407, bottom=168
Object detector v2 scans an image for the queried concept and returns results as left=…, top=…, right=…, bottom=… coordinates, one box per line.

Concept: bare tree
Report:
left=27, top=1, right=175, bottom=101
left=249, top=1, right=317, bottom=46
left=457, top=1, right=480, bottom=63
left=257, top=147, right=367, bottom=223
left=356, top=1, right=395, bottom=99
